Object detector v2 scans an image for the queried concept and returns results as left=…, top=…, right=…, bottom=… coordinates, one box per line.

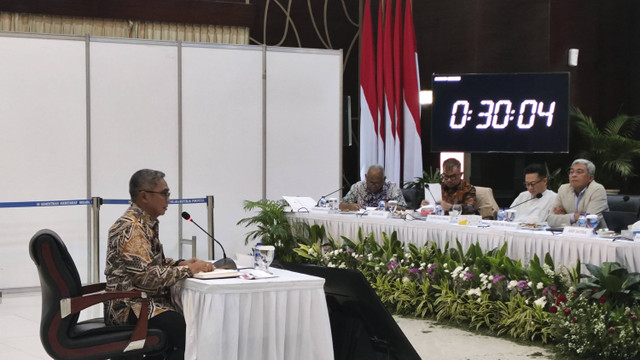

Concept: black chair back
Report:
left=603, top=211, right=638, bottom=233
left=607, top=195, right=640, bottom=215
left=401, top=188, right=419, bottom=210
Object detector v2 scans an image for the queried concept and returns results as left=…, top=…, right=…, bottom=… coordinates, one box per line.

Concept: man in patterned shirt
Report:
left=439, top=158, right=477, bottom=214
left=422, top=158, right=478, bottom=215
left=104, top=169, right=212, bottom=360
left=339, top=165, right=406, bottom=211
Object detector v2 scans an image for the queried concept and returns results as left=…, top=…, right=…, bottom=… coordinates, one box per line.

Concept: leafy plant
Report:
left=576, top=262, right=640, bottom=308
left=236, top=199, right=310, bottom=262
left=545, top=166, right=564, bottom=193
left=571, top=107, right=640, bottom=189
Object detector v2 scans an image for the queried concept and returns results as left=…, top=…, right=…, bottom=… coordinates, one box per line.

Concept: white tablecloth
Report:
left=179, top=268, right=334, bottom=360
left=289, top=212, right=640, bottom=272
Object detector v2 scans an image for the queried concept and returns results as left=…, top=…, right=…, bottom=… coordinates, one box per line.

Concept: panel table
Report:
left=289, top=212, right=640, bottom=272
left=177, top=268, right=334, bottom=360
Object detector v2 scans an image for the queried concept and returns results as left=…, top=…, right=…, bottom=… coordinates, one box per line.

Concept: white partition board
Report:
left=90, top=40, right=180, bottom=281
left=0, top=36, right=88, bottom=287
left=265, top=48, right=342, bottom=200
left=181, top=45, right=264, bottom=259
left=0, top=34, right=344, bottom=288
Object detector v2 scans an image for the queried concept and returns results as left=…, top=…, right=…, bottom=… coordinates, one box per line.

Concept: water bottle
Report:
left=577, top=214, right=587, bottom=227
left=253, top=242, right=263, bottom=269
left=435, top=204, right=443, bottom=215
left=497, top=209, right=507, bottom=221
left=319, top=196, right=327, bottom=207
left=378, top=199, right=386, bottom=211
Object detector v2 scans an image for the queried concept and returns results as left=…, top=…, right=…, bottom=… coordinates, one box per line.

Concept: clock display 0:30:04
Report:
left=448, top=99, right=556, bottom=130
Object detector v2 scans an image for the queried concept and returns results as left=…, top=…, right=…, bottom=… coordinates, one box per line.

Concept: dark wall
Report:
left=250, top=0, right=640, bottom=199
left=411, top=0, right=640, bottom=202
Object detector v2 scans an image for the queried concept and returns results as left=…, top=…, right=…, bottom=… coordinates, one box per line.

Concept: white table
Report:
left=177, top=268, right=334, bottom=360
left=289, top=212, right=640, bottom=272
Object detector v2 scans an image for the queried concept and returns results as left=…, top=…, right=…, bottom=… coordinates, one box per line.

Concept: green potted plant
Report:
left=571, top=107, right=640, bottom=192
left=236, top=199, right=311, bottom=262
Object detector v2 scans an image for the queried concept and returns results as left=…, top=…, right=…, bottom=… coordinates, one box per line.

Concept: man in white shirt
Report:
left=509, top=163, right=557, bottom=223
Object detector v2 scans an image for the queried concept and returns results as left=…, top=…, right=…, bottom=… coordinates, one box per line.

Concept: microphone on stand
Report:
left=316, top=183, right=350, bottom=206
left=509, top=193, right=543, bottom=209
left=181, top=211, right=237, bottom=269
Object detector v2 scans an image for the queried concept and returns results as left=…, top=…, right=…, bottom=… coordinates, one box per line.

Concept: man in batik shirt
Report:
left=439, top=158, right=477, bottom=215
left=339, top=165, right=406, bottom=211
left=104, top=169, right=211, bottom=360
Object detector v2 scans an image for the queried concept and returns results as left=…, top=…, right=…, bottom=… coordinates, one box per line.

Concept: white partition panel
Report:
left=181, top=45, right=264, bottom=259
left=90, top=40, right=180, bottom=281
left=0, top=34, right=343, bottom=288
left=0, top=36, right=88, bottom=288
left=265, top=48, right=342, bottom=200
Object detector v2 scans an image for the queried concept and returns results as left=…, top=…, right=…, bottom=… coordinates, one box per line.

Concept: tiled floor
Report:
left=0, top=289, right=553, bottom=360
left=0, top=289, right=50, bottom=359
left=0, top=289, right=102, bottom=360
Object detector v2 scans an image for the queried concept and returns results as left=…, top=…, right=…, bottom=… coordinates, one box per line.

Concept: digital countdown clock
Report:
left=431, top=73, right=569, bottom=153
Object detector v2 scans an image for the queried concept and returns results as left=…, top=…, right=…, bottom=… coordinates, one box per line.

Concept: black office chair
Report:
left=401, top=188, right=419, bottom=210
left=602, top=211, right=639, bottom=233
left=29, top=229, right=168, bottom=360
left=607, top=195, right=640, bottom=215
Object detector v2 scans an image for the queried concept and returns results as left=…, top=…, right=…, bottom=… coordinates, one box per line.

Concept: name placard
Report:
left=634, top=233, right=640, bottom=242
left=367, top=210, right=390, bottom=218
left=426, top=215, right=451, bottom=223
left=562, top=226, right=594, bottom=237
left=490, top=220, right=520, bottom=230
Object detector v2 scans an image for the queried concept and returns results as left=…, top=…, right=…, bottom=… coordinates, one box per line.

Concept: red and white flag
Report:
left=382, top=0, right=399, bottom=184
left=359, top=0, right=378, bottom=180
left=376, top=0, right=385, bottom=165
left=392, top=0, right=403, bottom=183
left=402, top=0, right=423, bottom=182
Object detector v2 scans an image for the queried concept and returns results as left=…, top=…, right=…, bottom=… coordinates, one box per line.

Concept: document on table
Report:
left=283, top=196, right=317, bottom=212
left=239, top=268, right=278, bottom=280
left=424, top=183, right=442, bottom=205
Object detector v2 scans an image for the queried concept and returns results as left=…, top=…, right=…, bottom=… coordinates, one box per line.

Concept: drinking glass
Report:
left=257, top=245, right=275, bottom=272
left=450, top=204, right=462, bottom=222
left=388, top=200, right=398, bottom=213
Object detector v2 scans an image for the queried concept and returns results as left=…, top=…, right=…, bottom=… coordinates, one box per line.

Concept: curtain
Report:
left=0, top=12, right=249, bottom=44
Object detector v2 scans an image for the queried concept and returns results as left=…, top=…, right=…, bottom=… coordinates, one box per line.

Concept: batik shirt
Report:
left=104, top=203, right=191, bottom=325
left=442, top=181, right=477, bottom=214
left=341, top=180, right=406, bottom=208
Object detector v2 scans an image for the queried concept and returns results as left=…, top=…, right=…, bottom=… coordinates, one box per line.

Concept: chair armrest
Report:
left=81, top=282, right=106, bottom=294
left=60, top=290, right=146, bottom=318
left=61, top=289, right=152, bottom=352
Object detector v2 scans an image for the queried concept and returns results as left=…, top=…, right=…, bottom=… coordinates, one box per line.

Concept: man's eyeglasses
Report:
left=142, top=190, right=171, bottom=199
left=442, top=173, right=460, bottom=180
left=523, top=180, right=542, bottom=188
left=568, top=169, right=587, bottom=175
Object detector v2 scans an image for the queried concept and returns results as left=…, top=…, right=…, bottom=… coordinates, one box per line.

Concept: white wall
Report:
left=0, top=36, right=88, bottom=288
left=0, top=33, right=342, bottom=288
left=181, top=44, right=264, bottom=261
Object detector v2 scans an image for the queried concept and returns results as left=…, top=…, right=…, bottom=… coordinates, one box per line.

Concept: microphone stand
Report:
left=509, top=193, right=543, bottom=210
left=181, top=212, right=237, bottom=269
left=316, top=185, right=347, bottom=206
